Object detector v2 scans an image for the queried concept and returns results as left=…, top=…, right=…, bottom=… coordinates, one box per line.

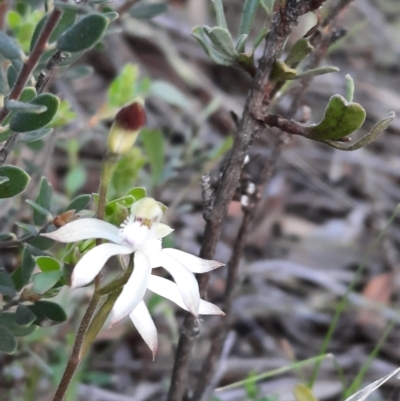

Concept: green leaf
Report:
left=15, top=305, right=36, bottom=327
left=126, top=187, right=146, bottom=201
left=33, top=177, right=52, bottom=226
left=260, top=0, right=275, bottom=14
left=12, top=247, right=35, bottom=291
left=236, top=33, right=248, bottom=53
left=286, top=66, right=339, bottom=80
left=108, top=64, right=138, bottom=108
left=0, top=313, right=37, bottom=336
left=9, top=93, right=60, bottom=133
left=129, top=2, right=167, bottom=20
left=203, top=26, right=238, bottom=58
left=28, top=301, right=67, bottom=326
left=150, top=81, right=189, bottom=110
left=0, top=270, right=16, bottom=297
left=32, top=271, right=62, bottom=294
left=35, top=256, right=61, bottom=272
left=26, top=200, right=52, bottom=224
left=309, top=94, right=366, bottom=141
left=27, top=235, right=55, bottom=251
left=270, top=60, right=297, bottom=80
left=103, top=11, right=119, bottom=22
left=192, top=26, right=237, bottom=66
left=345, top=74, right=354, bottom=102
left=6, top=99, right=47, bottom=114
left=239, top=0, right=260, bottom=36
left=284, top=38, right=314, bottom=67
left=325, top=111, right=395, bottom=151
left=0, top=325, right=17, bottom=354
left=0, top=165, right=30, bottom=199
left=31, top=10, right=78, bottom=52
left=7, top=10, right=22, bottom=30
left=7, top=61, right=21, bottom=89
left=66, top=194, right=91, bottom=212
left=211, top=0, right=228, bottom=29
left=0, top=176, right=9, bottom=185
left=0, top=32, right=21, bottom=60
left=19, top=87, right=37, bottom=102
left=65, top=165, right=86, bottom=196
left=19, top=128, right=53, bottom=142
left=141, top=129, right=164, bottom=186
left=57, top=14, right=109, bottom=53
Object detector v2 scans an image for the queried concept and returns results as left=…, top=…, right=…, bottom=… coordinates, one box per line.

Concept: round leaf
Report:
left=57, top=14, right=108, bottom=53
left=15, top=305, right=36, bottom=327
left=0, top=313, right=37, bottom=336
left=309, top=95, right=366, bottom=141
left=9, top=93, right=59, bottom=133
left=0, top=165, right=30, bottom=199
left=29, top=301, right=67, bottom=326
left=32, top=271, right=62, bottom=294
left=0, top=325, right=17, bottom=354
left=0, top=32, right=21, bottom=60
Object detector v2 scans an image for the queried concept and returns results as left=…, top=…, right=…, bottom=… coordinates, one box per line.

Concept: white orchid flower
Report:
left=42, top=197, right=224, bottom=357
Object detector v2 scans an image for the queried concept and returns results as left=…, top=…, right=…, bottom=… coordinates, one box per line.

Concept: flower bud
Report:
left=107, top=100, right=146, bottom=155
left=130, top=197, right=163, bottom=227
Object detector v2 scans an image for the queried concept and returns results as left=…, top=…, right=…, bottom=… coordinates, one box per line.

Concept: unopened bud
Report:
left=107, top=100, right=146, bottom=155
left=130, top=197, right=163, bottom=226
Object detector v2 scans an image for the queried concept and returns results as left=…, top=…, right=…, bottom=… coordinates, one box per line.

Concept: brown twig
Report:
left=117, top=0, right=140, bottom=15
left=0, top=0, right=9, bottom=32
left=166, top=2, right=327, bottom=401
left=0, top=5, right=64, bottom=164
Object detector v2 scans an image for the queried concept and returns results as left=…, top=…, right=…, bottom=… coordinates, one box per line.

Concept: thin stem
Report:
left=0, top=0, right=9, bottom=32
left=52, top=152, right=119, bottom=401
left=166, top=2, right=328, bottom=400
left=0, top=5, right=64, bottom=164
left=52, top=293, right=101, bottom=401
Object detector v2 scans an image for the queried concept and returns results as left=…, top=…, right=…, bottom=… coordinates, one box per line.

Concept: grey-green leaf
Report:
left=28, top=301, right=67, bottom=326
left=204, top=26, right=238, bottom=58
left=0, top=270, right=16, bottom=297
left=0, top=32, right=21, bottom=60
left=33, top=177, right=52, bottom=226
left=325, top=111, right=395, bottom=151
left=15, top=305, right=36, bottom=327
left=57, top=14, right=109, bottom=53
left=0, top=325, right=17, bottom=354
left=239, top=0, right=260, bottom=36
left=0, top=165, right=30, bottom=199
left=33, top=271, right=62, bottom=294
left=192, top=26, right=236, bottom=66
left=9, top=93, right=59, bottom=133
left=6, top=99, right=47, bottom=114
left=129, top=2, right=167, bottom=19
left=19, top=128, right=53, bottom=143
left=0, top=313, right=37, bottom=336
left=211, top=0, right=228, bottom=29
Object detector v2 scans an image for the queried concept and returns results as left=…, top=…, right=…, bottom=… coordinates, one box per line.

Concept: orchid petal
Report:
left=110, top=251, right=151, bottom=325
left=154, top=223, right=174, bottom=239
left=162, top=248, right=224, bottom=273
left=42, top=218, right=122, bottom=244
left=129, top=300, right=158, bottom=360
left=71, top=243, right=132, bottom=288
left=150, top=252, right=200, bottom=316
left=148, top=275, right=225, bottom=315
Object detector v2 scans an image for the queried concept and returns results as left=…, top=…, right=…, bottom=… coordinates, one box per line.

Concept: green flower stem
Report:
left=79, top=289, right=122, bottom=359
left=52, top=293, right=101, bottom=401
left=97, top=152, right=119, bottom=222
left=52, top=152, right=120, bottom=401
left=96, top=267, right=132, bottom=296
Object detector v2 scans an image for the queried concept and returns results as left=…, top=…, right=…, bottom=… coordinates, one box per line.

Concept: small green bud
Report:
left=107, top=100, right=146, bottom=155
